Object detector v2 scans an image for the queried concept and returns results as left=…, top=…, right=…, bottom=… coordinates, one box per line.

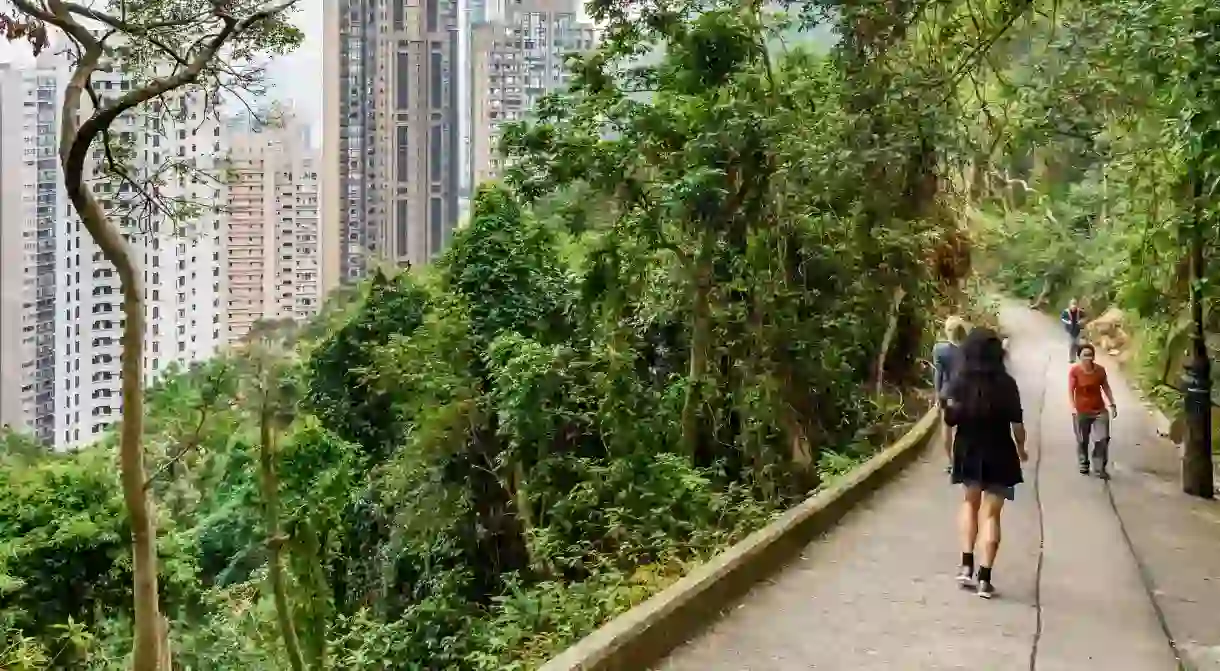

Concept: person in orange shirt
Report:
left=1069, top=343, right=1118, bottom=478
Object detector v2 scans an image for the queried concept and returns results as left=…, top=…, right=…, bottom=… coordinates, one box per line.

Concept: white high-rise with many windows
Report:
left=0, top=53, right=74, bottom=444
left=0, top=49, right=225, bottom=449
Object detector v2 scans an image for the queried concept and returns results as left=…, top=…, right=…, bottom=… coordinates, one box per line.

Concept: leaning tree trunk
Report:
left=13, top=3, right=301, bottom=667
left=117, top=254, right=161, bottom=668
left=72, top=191, right=160, bottom=669
left=509, top=461, right=555, bottom=578
left=1030, top=276, right=1053, bottom=309
left=682, top=258, right=713, bottom=458
left=259, top=405, right=306, bottom=671
left=874, top=287, right=908, bottom=397
left=57, top=55, right=164, bottom=669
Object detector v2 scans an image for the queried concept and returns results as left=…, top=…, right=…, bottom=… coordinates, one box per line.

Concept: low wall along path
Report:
left=545, top=304, right=1220, bottom=671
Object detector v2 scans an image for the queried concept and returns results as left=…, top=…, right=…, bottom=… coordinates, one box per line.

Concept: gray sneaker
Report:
left=956, top=565, right=974, bottom=588
left=977, top=580, right=995, bottom=599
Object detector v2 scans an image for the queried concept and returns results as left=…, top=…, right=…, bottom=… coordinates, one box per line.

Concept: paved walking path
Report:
left=659, top=304, right=1220, bottom=670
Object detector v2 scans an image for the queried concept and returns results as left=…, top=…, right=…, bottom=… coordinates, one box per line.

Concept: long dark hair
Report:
left=949, top=327, right=1012, bottom=419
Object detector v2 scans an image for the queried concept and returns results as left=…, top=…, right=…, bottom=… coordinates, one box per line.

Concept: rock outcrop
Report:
left=1085, top=307, right=1131, bottom=361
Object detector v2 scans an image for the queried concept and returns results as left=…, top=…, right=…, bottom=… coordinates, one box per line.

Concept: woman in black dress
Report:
left=943, top=328, right=1028, bottom=598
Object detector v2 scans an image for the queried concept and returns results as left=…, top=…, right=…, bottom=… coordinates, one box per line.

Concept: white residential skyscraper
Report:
left=0, top=57, right=65, bottom=442
left=0, top=50, right=225, bottom=449
left=0, top=66, right=24, bottom=432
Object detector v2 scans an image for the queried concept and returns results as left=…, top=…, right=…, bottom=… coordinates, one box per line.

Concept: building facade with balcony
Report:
left=470, top=0, right=595, bottom=186
left=221, top=107, right=323, bottom=346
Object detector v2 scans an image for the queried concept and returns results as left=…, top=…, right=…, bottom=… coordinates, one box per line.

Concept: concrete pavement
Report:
left=659, top=304, right=1220, bottom=670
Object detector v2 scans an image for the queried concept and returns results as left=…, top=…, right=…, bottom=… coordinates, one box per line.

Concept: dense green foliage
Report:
left=965, top=0, right=1220, bottom=414
left=0, top=0, right=1070, bottom=666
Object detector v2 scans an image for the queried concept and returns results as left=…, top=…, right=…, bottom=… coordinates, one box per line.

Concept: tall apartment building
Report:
left=221, top=107, right=324, bottom=345
left=0, top=64, right=22, bottom=432
left=0, top=58, right=64, bottom=441
left=458, top=0, right=473, bottom=211
left=0, top=50, right=225, bottom=449
left=0, top=54, right=76, bottom=444
left=323, top=0, right=463, bottom=279
left=470, top=0, right=595, bottom=185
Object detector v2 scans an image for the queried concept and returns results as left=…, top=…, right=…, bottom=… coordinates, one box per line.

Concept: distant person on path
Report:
left=1070, top=343, right=1118, bottom=479
left=1060, top=298, right=1087, bottom=362
left=933, top=316, right=969, bottom=472
left=944, top=328, right=1028, bottom=599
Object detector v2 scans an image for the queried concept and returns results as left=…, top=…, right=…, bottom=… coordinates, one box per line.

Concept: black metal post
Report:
left=1183, top=5, right=1215, bottom=498
left=1182, top=207, right=1214, bottom=498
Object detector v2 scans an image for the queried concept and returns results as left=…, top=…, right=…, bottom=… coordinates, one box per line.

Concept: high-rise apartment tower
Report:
left=470, top=0, right=595, bottom=186
left=0, top=56, right=66, bottom=442
left=0, top=51, right=225, bottom=449
left=323, top=0, right=463, bottom=280
left=220, top=106, right=324, bottom=345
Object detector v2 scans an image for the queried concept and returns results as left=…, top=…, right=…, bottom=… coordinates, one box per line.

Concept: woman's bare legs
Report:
left=976, top=492, right=1006, bottom=597
left=979, top=492, right=1005, bottom=567
left=957, top=485, right=982, bottom=583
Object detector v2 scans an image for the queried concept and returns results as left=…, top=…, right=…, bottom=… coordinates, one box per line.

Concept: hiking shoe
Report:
left=977, top=580, right=995, bottom=599
left=956, top=565, right=974, bottom=588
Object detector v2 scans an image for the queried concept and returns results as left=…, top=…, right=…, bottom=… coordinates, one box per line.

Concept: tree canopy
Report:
left=8, top=0, right=1215, bottom=667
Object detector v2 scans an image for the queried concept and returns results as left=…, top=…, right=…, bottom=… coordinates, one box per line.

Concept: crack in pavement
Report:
left=1103, top=481, right=1186, bottom=669
left=1028, top=350, right=1050, bottom=671
left=1021, top=302, right=1182, bottom=671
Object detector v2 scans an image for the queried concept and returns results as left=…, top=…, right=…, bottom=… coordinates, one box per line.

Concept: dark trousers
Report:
left=1075, top=412, right=1110, bottom=470
left=1068, top=335, right=1081, bottom=362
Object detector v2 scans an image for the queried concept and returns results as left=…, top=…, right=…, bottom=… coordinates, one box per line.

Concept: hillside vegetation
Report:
left=5, top=0, right=1195, bottom=667
left=964, top=0, right=1220, bottom=420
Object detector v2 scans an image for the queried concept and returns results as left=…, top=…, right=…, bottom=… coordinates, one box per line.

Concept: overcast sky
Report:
left=0, top=0, right=325, bottom=129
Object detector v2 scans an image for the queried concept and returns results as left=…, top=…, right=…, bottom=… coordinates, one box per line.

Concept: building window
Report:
left=426, top=0, right=438, bottom=31
left=397, top=126, right=409, bottom=181
left=430, top=197, right=443, bottom=256
left=397, top=52, right=410, bottom=110
left=397, top=201, right=409, bottom=257
left=393, top=0, right=405, bottom=30
left=430, top=50, right=442, bottom=109
left=429, top=125, right=442, bottom=181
